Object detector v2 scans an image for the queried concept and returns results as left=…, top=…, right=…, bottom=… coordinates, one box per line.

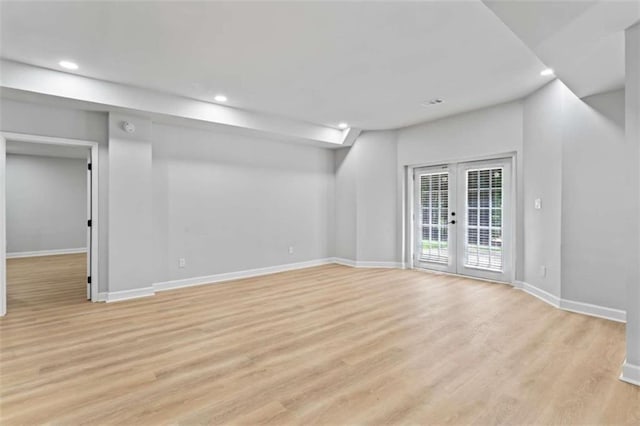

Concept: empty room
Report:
left=0, top=0, right=639, bottom=424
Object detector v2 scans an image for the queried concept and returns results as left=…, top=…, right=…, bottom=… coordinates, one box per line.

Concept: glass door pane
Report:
left=464, top=167, right=503, bottom=271
left=420, top=172, right=449, bottom=263
left=414, top=166, right=456, bottom=273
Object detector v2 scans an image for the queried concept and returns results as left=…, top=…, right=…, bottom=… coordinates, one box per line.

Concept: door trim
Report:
left=407, top=153, right=517, bottom=284
left=0, top=132, right=100, bottom=316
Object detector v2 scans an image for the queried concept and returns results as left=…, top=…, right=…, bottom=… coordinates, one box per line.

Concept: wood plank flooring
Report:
left=1, top=254, right=638, bottom=425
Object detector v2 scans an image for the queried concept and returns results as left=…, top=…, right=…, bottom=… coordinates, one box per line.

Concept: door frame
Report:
left=0, top=132, right=100, bottom=316
left=406, top=152, right=517, bottom=284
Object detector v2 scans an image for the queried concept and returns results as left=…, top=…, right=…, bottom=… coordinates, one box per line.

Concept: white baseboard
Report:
left=153, top=258, right=335, bottom=292
left=515, top=281, right=626, bottom=323
left=97, top=260, right=625, bottom=326
left=518, top=281, right=560, bottom=307
left=332, top=257, right=404, bottom=269
left=620, top=360, right=640, bottom=386
left=559, top=298, right=626, bottom=323
left=98, top=287, right=155, bottom=303
left=333, top=257, right=357, bottom=267
left=6, top=247, right=87, bottom=259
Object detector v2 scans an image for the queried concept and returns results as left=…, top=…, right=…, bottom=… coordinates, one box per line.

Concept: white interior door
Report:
left=413, top=158, right=513, bottom=283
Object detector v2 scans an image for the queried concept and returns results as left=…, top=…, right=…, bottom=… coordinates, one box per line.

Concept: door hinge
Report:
left=88, top=163, right=92, bottom=171
left=87, top=219, right=92, bottom=227
left=87, top=276, right=92, bottom=284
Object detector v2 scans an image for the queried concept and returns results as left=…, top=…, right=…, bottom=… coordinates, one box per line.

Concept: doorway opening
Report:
left=411, top=157, right=514, bottom=283
left=0, top=133, right=99, bottom=316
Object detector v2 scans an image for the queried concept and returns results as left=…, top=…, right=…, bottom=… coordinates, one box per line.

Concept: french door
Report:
left=413, top=158, right=513, bottom=282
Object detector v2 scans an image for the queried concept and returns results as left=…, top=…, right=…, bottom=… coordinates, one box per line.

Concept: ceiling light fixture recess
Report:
left=540, top=68, right=554, bottom=76
left=214, top=94, right=228, bottom=102
left=59, top=60, right=79, bottom=70
left=338, top=122, right=349, bottom=129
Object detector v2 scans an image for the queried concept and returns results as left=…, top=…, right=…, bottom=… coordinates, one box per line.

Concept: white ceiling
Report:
left=484, top=0, right=640, bottom=98
left=0, top=0, right=553, bottom=130
left=6, top=140, right=89, bottom=159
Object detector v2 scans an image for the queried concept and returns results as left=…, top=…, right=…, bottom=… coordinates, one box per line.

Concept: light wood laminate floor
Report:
left=1, top=254, right=638, bottom=425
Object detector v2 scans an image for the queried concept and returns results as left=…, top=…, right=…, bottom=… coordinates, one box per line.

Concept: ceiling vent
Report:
left=422, top=98, right=444, bottom=107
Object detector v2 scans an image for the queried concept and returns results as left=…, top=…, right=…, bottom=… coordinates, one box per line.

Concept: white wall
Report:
left=522, top=81, right=564, bottom=296
left=562, top=89, right=636, bottom=310
left=355, top=131, right=399, bottom=263
left=624, top=21, right=640, bottom=381
left=0, top=98, right=109, bottom=291
left=333, top=130, right=399, bottom=264
left=108, top=113, right=154, bottom=293
left=152, top=123, right=335, bottom=283
left=6, top=154, right=87, bottom=253
left=334, top=147, right=357, bottom=260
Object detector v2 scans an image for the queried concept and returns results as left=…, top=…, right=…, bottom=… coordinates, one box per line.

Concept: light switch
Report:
left=534, top=198, right=542, bottom=210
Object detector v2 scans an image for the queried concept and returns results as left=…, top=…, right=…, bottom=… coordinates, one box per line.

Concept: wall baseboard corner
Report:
left=6, top=247, right=87, bottom=259
left=620, top=360, right=640, bottom=386
left=332, top=257, right=357, bottom=267
left=512, top=280, right=525, bottom=289
left=519, top=281, right=560, bottom=308
left=517, top=281, right=626, bottom=323
left=100, top=287, right=155, bottom=303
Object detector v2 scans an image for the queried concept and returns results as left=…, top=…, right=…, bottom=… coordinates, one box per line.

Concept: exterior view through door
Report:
left=413, top=158, right=513, bottom=282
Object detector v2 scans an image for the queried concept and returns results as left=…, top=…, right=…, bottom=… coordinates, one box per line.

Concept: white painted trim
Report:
left=512, top=280, right=525, bottom=289
left=515, top=281, right=626, bottom=323
left=332, top=258, right=404, bottom=269
left=0, top=132, right=100, bottom=308
left=620, top=360, right=640, bottom=386
left=559, top=298, right=626, bottom=323
left=99, top=287, right=155, bottom=303
left=154, top=258, right=335, bottom=292
left=6, top=248, right=87, bottom=259
left=519, top=281, right=561, bottom=308
left=332, top=257, right=357, bottom=267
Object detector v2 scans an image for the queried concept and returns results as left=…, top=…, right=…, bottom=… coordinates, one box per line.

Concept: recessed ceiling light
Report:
left=59, top=60, right=78, bottom=70
left=338, top=122, right=349, bottom=129
left=214, top=94, right=228, bottom=102
left=540, top=68, right=554, bottom=76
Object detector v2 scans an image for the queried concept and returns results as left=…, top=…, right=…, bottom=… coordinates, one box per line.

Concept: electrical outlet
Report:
left=288, top=246, right=294, bottom=255
left=179, top=258, right=186, bottom=268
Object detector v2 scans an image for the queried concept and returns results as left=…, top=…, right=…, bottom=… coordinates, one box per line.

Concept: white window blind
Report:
left=465, top=167, right=503, bottom=271
left=419, top=172, right=449, bottom=264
